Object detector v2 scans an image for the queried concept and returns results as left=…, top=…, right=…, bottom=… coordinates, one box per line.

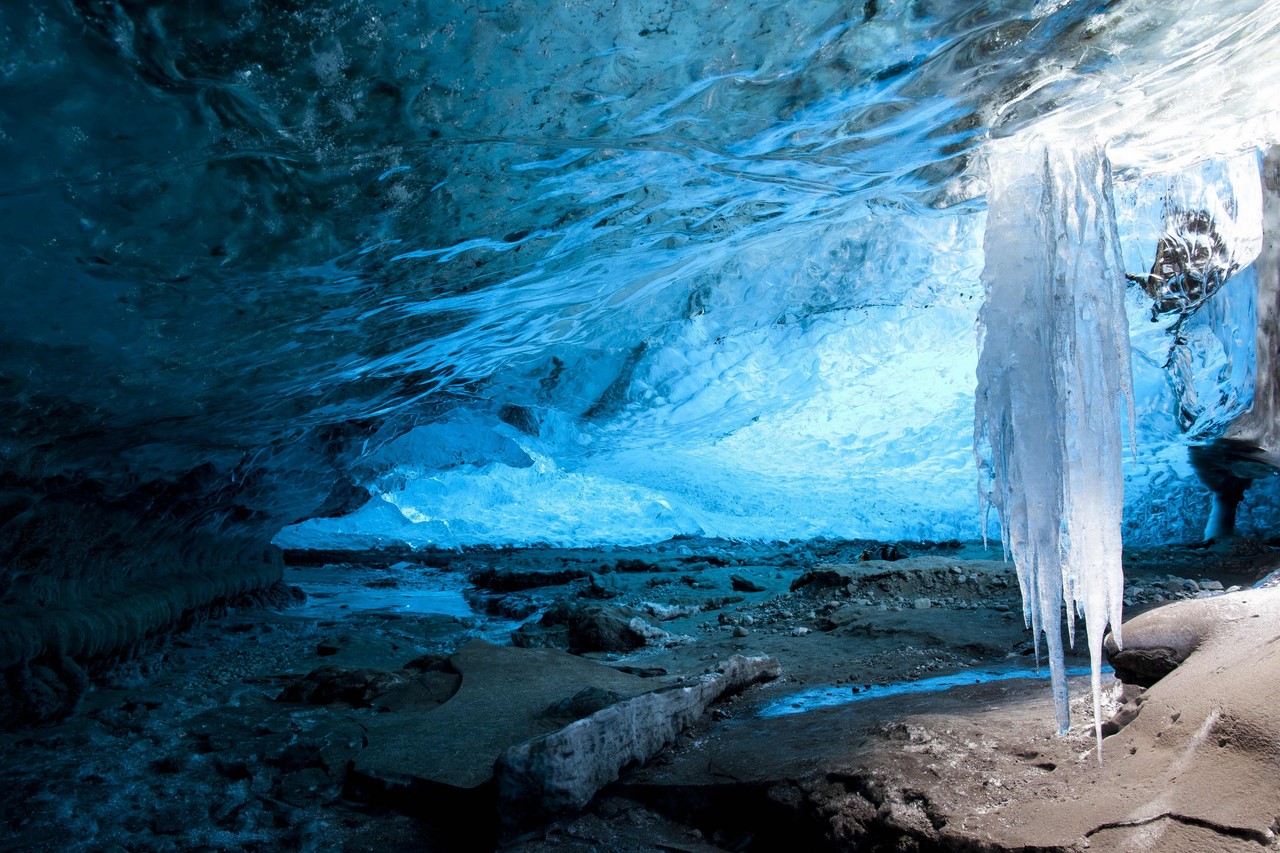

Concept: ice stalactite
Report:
left=974, top=133, right=1133, bottom=748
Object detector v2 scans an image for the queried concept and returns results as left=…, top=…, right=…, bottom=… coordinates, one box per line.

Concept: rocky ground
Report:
left=1, top=536, right=1277, bottom=852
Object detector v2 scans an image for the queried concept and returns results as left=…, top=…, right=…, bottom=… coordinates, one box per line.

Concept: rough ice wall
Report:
left=1222, top=148, right=1280, bottom=454
left=279, top=209, right=990, bottom=549
left=974, top=134, right=1131, bottom=737
left=282, top=146, right=1280, bottom=552
left=1117, top=151, right=1280, bottom=542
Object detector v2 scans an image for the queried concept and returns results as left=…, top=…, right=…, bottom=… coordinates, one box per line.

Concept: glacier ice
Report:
left=277, top=209, right=995, bottom=549
left=4, top=0, right=1280, bottom=575
left=974, top=133, right=1132, bottom=741
left=277, top=147, right=1280, bottom=553
left=1221, top=147, right=1280, bottom=454
left=1190, top=146, right=1280, bottom=540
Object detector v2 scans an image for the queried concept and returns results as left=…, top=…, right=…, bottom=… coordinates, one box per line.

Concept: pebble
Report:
left=733, top=626, right=749, bottom=638
left=912, top=597, right=931, bottom=610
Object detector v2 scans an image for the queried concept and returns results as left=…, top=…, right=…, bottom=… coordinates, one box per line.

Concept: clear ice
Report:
left=974, top=133, right=1132, bottom=743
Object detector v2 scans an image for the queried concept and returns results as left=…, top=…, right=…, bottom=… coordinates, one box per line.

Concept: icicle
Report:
left=974, top=132, right=1132, bottom=756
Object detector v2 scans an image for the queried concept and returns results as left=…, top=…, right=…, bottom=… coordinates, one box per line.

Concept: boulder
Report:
left=513, top=601, right=657, bottom=653
left=1103, top=591, right=1251, bottom=686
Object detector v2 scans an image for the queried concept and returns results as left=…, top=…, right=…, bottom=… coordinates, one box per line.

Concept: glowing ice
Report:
left=974, top=133, right=1132, bottom=746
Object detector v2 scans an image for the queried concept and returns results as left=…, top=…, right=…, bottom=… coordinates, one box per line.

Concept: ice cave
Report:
left=4, top=1, right=1280, bottom=850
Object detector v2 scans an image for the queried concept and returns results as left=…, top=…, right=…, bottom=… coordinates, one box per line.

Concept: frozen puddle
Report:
left=759, top=664, right=1096, bottom=718
left=290, top=562, right=476, bottom=618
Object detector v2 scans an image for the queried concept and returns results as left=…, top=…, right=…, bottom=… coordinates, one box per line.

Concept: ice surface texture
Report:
left=4, top=1, right=1280, bottom=605
left=974, top=134, right=1131, bottom=739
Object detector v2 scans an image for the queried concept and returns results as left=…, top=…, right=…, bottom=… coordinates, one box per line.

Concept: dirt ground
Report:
left=1, top=536, right=1277, bottom=852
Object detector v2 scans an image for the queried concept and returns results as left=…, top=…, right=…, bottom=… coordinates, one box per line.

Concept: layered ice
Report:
left=278, top=210, right=993, bottom=549
left=974, top=134, right=1131, bottom=741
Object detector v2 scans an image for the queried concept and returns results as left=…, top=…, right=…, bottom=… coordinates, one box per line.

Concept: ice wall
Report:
left=1223, top=148, right=1280, bottom=453
left=1118, top=153, right=1263, bottom=437
left=278, top=210, right=991, bottom=549
left=283, top=147, right=1280, bottom=555
left=1115, top=151, right=1280, bottom=541
left=974, top=134, right=1131, bottom=738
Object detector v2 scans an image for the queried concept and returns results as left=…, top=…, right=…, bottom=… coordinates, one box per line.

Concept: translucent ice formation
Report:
left=974, top=133, right=1132, bottom=742
left=1117, top=152, right=1263, bottom=437
left=1223, top=148, right=1280, bottom=454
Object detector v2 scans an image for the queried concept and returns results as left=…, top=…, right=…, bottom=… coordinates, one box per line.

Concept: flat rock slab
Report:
left=352, top=639, right=659, bottom=792
left=497, top=654, right=781, bottom=831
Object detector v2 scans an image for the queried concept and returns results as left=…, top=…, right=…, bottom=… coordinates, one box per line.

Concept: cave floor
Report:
left=1, top=537, right=1276, bottom=852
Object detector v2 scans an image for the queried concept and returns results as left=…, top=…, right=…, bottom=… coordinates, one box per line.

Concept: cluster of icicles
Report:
left=975, top=132, right=1276, bottom=755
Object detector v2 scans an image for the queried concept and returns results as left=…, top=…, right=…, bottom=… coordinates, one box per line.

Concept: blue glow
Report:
left=758, top=665, right=1098, bottom=718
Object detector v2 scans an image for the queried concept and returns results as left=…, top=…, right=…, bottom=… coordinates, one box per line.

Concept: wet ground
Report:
left=1, top=536, right=1276, bottom=852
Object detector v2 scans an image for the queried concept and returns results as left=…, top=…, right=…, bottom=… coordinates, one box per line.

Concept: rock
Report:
left=858, top=543, right=909, bottom=561
left=277, top=665, right=411, bottom=707
left=911, top=597, right=931, bottom=610
left=582, top=572, right=619, bottom=599
left=613, top=558, right=656, bottom=573
left=733, top=626, right=749, bottom=638
left=1100, top=691, right=1146, bottom=737
left=402, top=653, right=453, bottom=672
left=1200, top=579, right=1224, bottom=591
left=609, top=665, right=667, bottom=678
left=698, top=594, right=745, bottom=610
left=470, top=565, right=593, bottom=592
left=512, top=602, right=656, bottom=653
left=1105, top=646, right=1184, bottom=687
left=790, top=568, right=847, bottom=591
left=543, top=686, right=625, bottom=721
left=628, top=617, right=674, bottom=647
left=371, top=671, right=462, bottom=712
left=509, top=622, right=572, bottom=650
left=495, top=654, right=782, bottom=832
left=1103, top=593, right=1253, bottom=686
left=278, top=767, right=340, bottom=806
left=791, top=627, right=810, bottom=637
left=563, top=605, right=648, bottom=653
left=638, top=602, right=701, bottom=621
left=730, top=574, right=767, bottom=593
left=815, top=605, right=861, bottom=631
